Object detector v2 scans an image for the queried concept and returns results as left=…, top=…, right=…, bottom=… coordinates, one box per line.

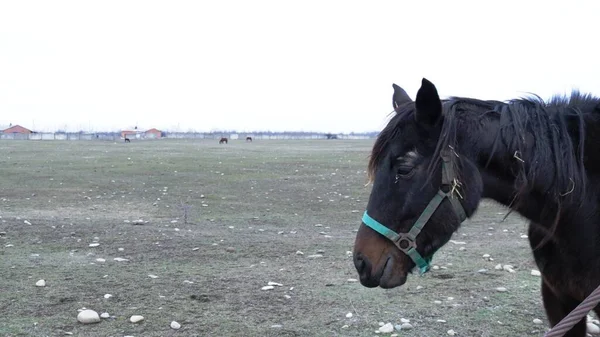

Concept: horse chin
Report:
left=378, top=256, right=408, bottom=289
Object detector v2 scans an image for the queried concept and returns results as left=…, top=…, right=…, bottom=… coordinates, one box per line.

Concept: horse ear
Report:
left=415, top=78, right=442, bottom=125
left=392, top=83, right=412, bottom=110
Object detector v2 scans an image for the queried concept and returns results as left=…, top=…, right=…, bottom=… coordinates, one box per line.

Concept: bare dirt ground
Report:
left=0, top=139, right=550, bottom=336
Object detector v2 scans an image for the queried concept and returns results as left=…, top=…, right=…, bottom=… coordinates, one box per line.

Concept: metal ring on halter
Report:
left=394, top=234, right=417, bottom=254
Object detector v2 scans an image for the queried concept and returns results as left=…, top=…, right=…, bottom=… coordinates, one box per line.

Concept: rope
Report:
left=543, top=284, right=600, bottom=337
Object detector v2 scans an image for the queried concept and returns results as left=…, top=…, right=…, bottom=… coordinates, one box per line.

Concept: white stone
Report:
left=148, top=274, right=158, bottom=279
left=89, top=243, right=100, bottom=247
left=533, top=318, right=543, bottom=324
left=494, top=264, right=503, bottom=270
left=261, top=285, right=274, bottom=290
left=482, top=254, right=490, bottom=258
left=77, top=310, right=101, bottom=324
left=587, top=322, right=600, bottom=334
left=347, top=278, right=358, bottom=283
left=346, top=312, right=353, bottom=318
left=496, top=287, right=508, bottom=292
left=35, top=279, right=46, bottom=287
left=96, top=258, right=106, bottom=263
left=401, top=323, right=413, bottom=330
left=531, top=270, right=541, bottom=276
left=400, top=318, right=410, bottom=323
left=170, top=321, right=181, bottom=330
left=295, top=250, right=304, bottom=255
left=100, top=312, right=110, bottom=319
left=103, top=294, right=113, bottom=299
left=379, top=323, right=394, bottom=333
left=130, top=315, right=144, bottom=323
left=307, top=254, right=323, bottom=258
left=113, top=257, right=129, bottom=262
left=447, top=329, right=457, bottom=336
left=268, top=281, right=283, bottom=286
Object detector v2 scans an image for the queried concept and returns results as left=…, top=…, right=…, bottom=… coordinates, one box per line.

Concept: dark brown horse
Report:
left=124, top=137, right=130, bottom=143
left=219, top=137, right=228, bottom=144
left=353, top=78, right=600, bottom=336
left=246, top=136, right=253, bottom=142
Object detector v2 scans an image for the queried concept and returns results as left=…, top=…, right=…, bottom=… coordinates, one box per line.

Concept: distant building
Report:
left=145, top=128, right=162, bottom=139
left=3, top=125, right=32, bottom=134
left=121, top=130, right=138, bottom=139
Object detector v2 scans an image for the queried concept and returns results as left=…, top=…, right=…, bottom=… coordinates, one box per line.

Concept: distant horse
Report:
left=124, top=137, right=130, bottom=143
left=325, top=133, right=338, bottom=139
left=353, top=78, right=600, bottom=336
left=246, top=137, right=253, bottom=142
left=219, top=137, right=228, bottom=144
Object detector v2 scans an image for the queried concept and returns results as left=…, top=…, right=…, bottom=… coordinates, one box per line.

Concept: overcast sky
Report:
left=1, top=1, right=598, bottom=133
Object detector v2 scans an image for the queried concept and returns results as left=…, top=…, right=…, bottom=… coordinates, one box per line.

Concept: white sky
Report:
left=1, top=1, right=599, bottom=133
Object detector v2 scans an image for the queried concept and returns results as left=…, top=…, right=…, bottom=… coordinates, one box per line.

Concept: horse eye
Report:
left=397, top=164, right=414, bottom=177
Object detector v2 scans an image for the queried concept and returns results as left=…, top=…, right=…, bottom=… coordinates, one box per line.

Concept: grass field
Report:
left=0, top=139, right=549, bottom=337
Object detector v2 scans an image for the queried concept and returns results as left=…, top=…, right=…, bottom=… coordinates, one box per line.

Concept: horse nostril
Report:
left=354, top=253, right=370, bottom=276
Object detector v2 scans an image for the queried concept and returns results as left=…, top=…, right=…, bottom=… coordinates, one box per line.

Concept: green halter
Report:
left=362, top=149, right=467, bottom=274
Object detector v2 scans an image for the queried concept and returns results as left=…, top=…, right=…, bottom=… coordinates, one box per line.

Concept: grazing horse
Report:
left=124, top=137, right=130, bottom=143
left=219, top=137, right=228, bottom=144
left=246, top=136, right=253, bottom=142
left=353, top=78, right=600, bottom=336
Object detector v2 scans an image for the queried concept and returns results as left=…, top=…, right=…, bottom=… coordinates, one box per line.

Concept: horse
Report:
left=246, top=136, right=253, bottom=142
left=124, top=137, right=130, bottom=143
left=219, top=137, right=228, bottom=144
left=353, top=78, right=600, bottom=336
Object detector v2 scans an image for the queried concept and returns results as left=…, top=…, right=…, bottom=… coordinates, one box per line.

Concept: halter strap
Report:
left=362, top=149, right=467, bottom=274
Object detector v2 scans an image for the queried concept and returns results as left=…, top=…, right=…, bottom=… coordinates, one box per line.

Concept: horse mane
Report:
left=437, top=91, right=598, bottom=200
left=369, top=90, right=600, bottom=245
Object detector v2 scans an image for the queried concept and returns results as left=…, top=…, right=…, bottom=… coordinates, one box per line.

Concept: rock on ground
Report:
left=378, top=323, right=394, bottom=333
left=77, top=310, right=101, bottom=324
left=130, top=315, right=144, bottom=323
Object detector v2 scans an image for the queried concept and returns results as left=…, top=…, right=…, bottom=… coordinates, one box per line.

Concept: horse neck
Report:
left=454, top=108, right=589, bottom=225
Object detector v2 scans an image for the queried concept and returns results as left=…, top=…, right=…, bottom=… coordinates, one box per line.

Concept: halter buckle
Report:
left=393, top=233, right=417, bottom=254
